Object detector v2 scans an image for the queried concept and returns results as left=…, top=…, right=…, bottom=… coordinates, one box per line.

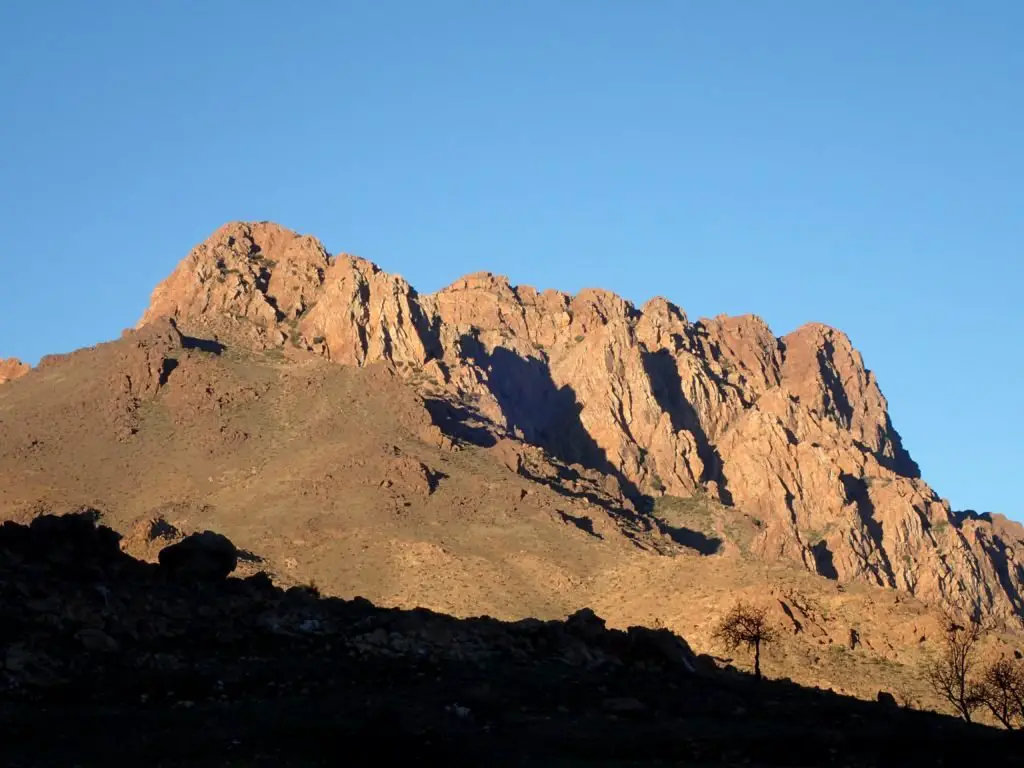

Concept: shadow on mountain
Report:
left=955, top=509, right=995, bottom=525
left=456, top=333, right=644, bottom=502
left=880, top=412, right=921, bottom=479
left=659, top=523, right=722, bottom=555
left=180, top=333, right=225, bottom=355
left=841, top=473, right=896, bottom=587
left=0, top=511, right=1015, bottom=766
left=641, top=349, right=734, bottom=505
left=854, top=435, right=922, bottom=480
left=556, top=510, right=603, bottom=539
left=423, top=398, right=498, bottom=447
left=517, top=464, right=635, bottom=518
left=970, top=527, right=1024, bottom=615
left=237, top=548, right=264, bottom=564
left=819, top=338, right=856, bottom=428
left=810, top=540, right=839, bottom=580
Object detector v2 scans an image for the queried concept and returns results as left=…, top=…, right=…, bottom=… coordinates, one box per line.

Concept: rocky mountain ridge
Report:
left=134, top=221, right=1024, bottom=622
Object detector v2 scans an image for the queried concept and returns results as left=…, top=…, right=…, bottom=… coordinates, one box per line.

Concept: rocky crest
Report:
left=0, top=358, right=29, bottom=385
left=138, top=222, right=1024, bottom=621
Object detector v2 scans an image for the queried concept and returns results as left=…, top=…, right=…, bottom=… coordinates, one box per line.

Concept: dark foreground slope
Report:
left=1, top=513, right=1016, bottom=767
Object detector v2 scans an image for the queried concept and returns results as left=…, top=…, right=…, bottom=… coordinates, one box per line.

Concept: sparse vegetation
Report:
left=652, top=494, right=715, bottom=519
left=804, top=523, right=836, bottom=546
left=715, top=601, right=777, bottom=680
left=924, top=614, right=985, bottom=723
left=978, top=656, right=1024, bottom=730
left=894, top=684, right=922, bottom=710
left=923, top=613, right=1024, bottom=729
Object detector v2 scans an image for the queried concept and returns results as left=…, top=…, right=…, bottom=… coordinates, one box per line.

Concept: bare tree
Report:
left=715, top=602, right=776, bottom=680
left=924, top=614, right=985, bottom=723
left=979, top=656, right=1024, bottom=730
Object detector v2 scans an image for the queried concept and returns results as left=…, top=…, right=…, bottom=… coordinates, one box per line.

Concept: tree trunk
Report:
left=987, top=706, right=1014, bottom=730
left=754, top=639, right=761, bottom=680
left=959, top=698, right=972, bottom=724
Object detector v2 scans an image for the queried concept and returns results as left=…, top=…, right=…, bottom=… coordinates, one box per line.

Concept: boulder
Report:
left=158, top=531, right=237, bottom=581
left=625, top=626, right=698, bottom=674
left=565, top=608, right=607, bottom=641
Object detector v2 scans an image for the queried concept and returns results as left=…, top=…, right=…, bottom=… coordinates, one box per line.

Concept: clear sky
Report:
left=0, top=2, right=1020, bottom=518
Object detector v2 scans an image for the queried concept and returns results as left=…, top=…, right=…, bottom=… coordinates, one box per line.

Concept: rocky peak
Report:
left=0, top=358, right=30, bottom=385
left=139, top=221, right=330, bottom=348
left=780, top=324, right=919, bottom=478
left=136, top=222, right=1021, bottom=621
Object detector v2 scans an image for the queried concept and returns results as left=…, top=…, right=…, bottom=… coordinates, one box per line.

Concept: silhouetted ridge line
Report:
left=0, top=512, right=1013, bottom=766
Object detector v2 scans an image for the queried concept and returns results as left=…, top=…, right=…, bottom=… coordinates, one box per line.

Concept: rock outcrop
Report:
left=158, top=530, right=238, bottom=580
left=137, top=222, right=1024, bottom=621
left=0, top=358, right=29, bottom=385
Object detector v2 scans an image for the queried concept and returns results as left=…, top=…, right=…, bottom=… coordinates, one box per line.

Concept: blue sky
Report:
left=0, top=2, right=1020, bottom=518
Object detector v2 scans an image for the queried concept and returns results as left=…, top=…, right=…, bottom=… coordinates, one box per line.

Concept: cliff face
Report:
left=139, top=221, right=1024, bottom=620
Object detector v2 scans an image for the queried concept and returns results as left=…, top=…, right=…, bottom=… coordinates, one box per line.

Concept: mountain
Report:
left=1, top=221, right=1022, bottom=707
left=137, top=221, right=1023, bottom=620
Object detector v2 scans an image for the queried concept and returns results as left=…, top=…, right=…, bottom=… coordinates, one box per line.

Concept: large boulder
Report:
left=565, top=607, right=607, bottom=641
left=158, top=531, right=237, bottom=581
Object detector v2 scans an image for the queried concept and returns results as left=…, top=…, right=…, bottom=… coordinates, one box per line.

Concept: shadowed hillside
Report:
left=1, top=512, right=1017, bottom=767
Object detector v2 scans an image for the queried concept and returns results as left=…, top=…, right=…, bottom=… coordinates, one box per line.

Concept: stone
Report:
left=158, top=531, right=238, bottom=581
left=625, top=626, right=698, bottom=674
left=565, top=608, right=607, bottom=641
